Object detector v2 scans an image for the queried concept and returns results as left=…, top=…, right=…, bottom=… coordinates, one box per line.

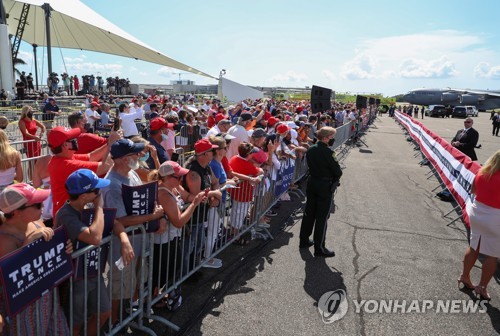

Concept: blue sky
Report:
left=15, top=0, right=500, bottom=96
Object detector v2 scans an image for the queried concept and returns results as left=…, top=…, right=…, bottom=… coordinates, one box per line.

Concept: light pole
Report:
left=218, top=69, right=226, bottom=101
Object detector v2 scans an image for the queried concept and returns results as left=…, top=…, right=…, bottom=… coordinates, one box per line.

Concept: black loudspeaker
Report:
left=356, top=95, right=367, bottom=109
left=310, top=85, right=332, bottom=113
left=375, top=98, right=381, bottom=105
left=368, top=97, right=376, bottom=105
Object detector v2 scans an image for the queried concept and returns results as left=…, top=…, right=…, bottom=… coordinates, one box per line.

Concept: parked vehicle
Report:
left=465, top=105, right=479, bottom=117
left=426, top=105, right=447, bottom=118
left=452, top=106, right=467, bottom=118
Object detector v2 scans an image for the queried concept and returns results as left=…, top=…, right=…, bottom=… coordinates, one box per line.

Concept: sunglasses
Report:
left=18, top=203, right=43, bottom=211
left=464, top=121, right=472, bottom=123
left=86, top=188, right=100, bottom=195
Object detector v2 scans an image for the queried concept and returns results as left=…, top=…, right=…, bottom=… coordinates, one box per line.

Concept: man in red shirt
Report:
left=68, top=111, right=109, bottom=154
left=48, top=126, right=116, bottom=220
left=228, top=142, right=264, bottom=244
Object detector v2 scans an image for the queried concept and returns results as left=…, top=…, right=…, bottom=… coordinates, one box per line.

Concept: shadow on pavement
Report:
left=299, top=248, right=346, bottom=307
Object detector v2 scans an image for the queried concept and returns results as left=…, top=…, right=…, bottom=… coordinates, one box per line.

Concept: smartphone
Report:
left=171, top=152, right=179, bottom=162
left=113, top=118, right=120, bottom=131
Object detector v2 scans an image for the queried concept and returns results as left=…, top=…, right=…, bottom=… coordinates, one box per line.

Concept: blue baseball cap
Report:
left=66, top=169, right=110, bottom=195
left=110, top=139, right=145, bottom=159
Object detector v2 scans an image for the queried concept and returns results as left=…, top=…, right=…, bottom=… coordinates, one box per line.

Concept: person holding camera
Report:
left=299, top=126, right=342, bottom=257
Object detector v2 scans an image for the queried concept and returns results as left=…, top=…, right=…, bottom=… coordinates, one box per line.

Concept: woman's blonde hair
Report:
left=147, top=169, right=161, bottom=182
left=0, top=130, right=20, bottom=170
left=480, top=149, right=500, bottom=178
left=20, top=105, right=33, bottom=119
left=208, top=135, right=225, bottom=148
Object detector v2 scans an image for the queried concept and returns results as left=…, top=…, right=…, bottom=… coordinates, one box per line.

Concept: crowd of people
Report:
left=47, top=73, right=131, bottom=96
left=1, top=94, right=498, bottom=334
left=7, top=72, right=132, bottom=99
left=0, top=94, right=366, bottom=335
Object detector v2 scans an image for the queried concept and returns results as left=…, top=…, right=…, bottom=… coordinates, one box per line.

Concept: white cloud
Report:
left=474, top=62, right=500, bottom=79
left=399, top=56, right=458, bottom=78
left=157, top=66, right=176, bottom=77
left=361, top=30, right=483, bottom=61
left=16, top=50, right=33, bottom=62
left=338, top=30, right=482, bottom=81
left=322, top=70, right=336, bottom=80
left=65, top=62, right=123, bottom=76
left=268, top=71, right=307, bottom=83
left=341, top=54, right=375, bottom=80
left=64, top=56, right=85, bottom=62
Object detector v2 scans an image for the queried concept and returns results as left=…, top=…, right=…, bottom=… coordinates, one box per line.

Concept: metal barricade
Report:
left=4, top=115, right=367, bottom=335
left=66, top=224, right=153, bottom=336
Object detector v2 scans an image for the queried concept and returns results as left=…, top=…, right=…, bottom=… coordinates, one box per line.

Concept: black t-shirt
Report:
left=182, top=160, right=212, bottom=225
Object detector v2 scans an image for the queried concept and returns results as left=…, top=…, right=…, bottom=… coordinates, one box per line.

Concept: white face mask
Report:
left=127, top=157, right=140, bottom=170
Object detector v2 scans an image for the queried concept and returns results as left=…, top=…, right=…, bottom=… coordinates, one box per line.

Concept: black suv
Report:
left=428, top=105, right=447, bottom=118
left=452, top=106, right=467, bottom=118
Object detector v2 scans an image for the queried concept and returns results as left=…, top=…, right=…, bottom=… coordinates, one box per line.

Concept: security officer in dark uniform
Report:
left=300, top=126, right=342, bottom=257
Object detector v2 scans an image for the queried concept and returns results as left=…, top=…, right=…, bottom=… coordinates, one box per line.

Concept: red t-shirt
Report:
left=76, top=133, right=107, bottom=154
left=49, top=154, right=99, bottom=219
left=221, top=156, right=232, bottom=176
left=474, top=171, right=500, bottom=209
left=207, top=115, right=216, bottom=129
left=228, top=156, right=259, bottom=202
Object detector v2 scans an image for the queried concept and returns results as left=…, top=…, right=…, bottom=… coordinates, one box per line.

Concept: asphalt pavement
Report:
left=143, top=113, right=499, bottom=336
left=184, top=114, right=500, bottom=336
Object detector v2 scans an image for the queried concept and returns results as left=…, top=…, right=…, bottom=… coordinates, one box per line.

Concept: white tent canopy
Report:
left=4, top=0, right=215, bottom=78
left=220, top=77, right=263, bottom=103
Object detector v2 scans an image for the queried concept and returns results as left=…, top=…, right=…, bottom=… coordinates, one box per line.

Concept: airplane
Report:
left=402, top=88, right=500, bottom=111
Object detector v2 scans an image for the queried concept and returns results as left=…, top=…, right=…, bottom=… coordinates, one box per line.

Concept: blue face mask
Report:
left=138, top=152, right=150, bottom=162
left=161, top=133, right=168, bottom=142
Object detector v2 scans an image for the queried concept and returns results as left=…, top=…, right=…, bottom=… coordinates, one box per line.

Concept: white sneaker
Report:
left=280, top=193, right=291, bottom=201
left=202, top=258, right=222, bottom=268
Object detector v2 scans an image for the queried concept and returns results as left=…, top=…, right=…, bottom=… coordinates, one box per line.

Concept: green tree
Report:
left=12, top=57, right=27, bottom=76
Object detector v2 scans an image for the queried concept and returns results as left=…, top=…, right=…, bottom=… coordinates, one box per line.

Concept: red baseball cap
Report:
left=215, top=113, right=228, bottom=123
left=48, top=126, right=81, bottom=148
left=158, top=161, right=189, bottom=177
left=195, top=139, right=219, bottom=154
left=250, top=148, right=268, bottom=165
left=0, top=183, right=50, bottom=213
left=276, top=123, right=291, bottom=134
left=150, top=117, right=167, bottom=131
left=268, top=117, right=279, bottom=127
